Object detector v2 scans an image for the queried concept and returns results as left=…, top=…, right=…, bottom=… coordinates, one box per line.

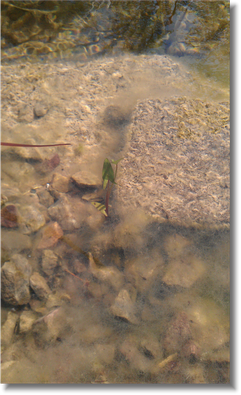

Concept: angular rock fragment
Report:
left=41, top=249, right=59, bottom=276
left=89, top=253, right=124, bottom=292
left=71, top=170, right=101, bottom=189
left=18, top=205, right=46, bottom=234
left=19, top=310, right=38, bottom=334
left=37, top=221, right=63, bottom=249
left=47, top=195, right=88, bottom=231
left=110, top=289, right=138, bottom=324
left=1, top=254, right=32, bottom=306
left=30, top=272, right=51, bottom=300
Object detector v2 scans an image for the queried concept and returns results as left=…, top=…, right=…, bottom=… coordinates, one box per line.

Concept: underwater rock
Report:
left=1, top=311, right=19, bottom=349
left=32, top=307, right=67, bottom=348
left=45, top=292, right=71, bottom=310
left=47, top=195, right=88, bottom=231
left=18, top=205, right=46, bottom=235
left=89, top=252, right=124, bottom=292
left=163, top=311, right=191, bottom=355
left=162, top=253, right=206, bottom=288
left=110, top=289, right=138, bottom=324
left=30, top=272, right=51, bottom=301
left=37, top=221, right=63, bottom=249
left=125, top=252, right=164, bottom=293
left=51, top=173, right=71, bottom=193
left=19, top=310, right=38, bottom=334
left=1, top=204, right=18, bottom=228
left=41, top=249, right=59, bottom=277
left=36, top=187, right=54, bottom=208
left=71, top=170, right=101, bottom=189
left=1, top=254, right=32, bottom=306
left=187, top=298, right=229, bottom=353
left=1, top=229, right=32, bottom=252
left=34, top=102, right=48, bottom=118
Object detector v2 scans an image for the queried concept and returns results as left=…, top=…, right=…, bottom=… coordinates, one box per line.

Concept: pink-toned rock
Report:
left=37, top=221, right=63, bottom=249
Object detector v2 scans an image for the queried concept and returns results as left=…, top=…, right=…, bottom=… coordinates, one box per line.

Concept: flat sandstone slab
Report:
left=116, top=97, right=230, bottom=229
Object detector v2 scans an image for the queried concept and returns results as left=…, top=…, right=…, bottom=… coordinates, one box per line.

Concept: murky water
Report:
left=1, top=1, right=230, bottom=384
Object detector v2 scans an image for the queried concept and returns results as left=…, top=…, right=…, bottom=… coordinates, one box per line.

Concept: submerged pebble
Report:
left=1, top=254, right=32, bottom=306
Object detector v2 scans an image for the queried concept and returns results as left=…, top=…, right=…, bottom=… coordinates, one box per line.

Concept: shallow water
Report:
left=1, top=1, right=230, bottom=385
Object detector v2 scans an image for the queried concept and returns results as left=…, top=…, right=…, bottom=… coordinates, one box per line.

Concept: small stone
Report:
left=110, top=289, right=138, bottom=324
left=71, top=170, right=101, bottom=189
left=18, top=205, right=46, bottom=235
left=37, top=221, right=63, bottom=249
left=32, top=307, right=66, bottom=347
left=47, top=195, right=89, bottom=231
left=36, top=187, right=54, bottom=208
left=19, top=310, right=38, bottom=334
left=30, top=272, right=51, bottom=300
left=34, top=102, right=48, bottom=118
left=1, top=254, right=32, bottom=305
left=41, top=249, right=59, bottom=276
left=89, top=253, right=124, bottom=292
left=51, top=173, right=71, bottom=193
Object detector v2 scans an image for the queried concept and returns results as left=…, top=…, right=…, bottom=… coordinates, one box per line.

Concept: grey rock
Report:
left=1, top=254, right=32, bottom=305
left=30, top=272, right=51, bottom=300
